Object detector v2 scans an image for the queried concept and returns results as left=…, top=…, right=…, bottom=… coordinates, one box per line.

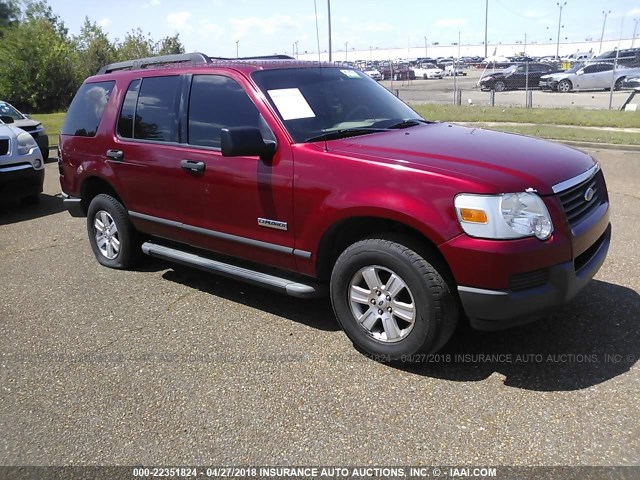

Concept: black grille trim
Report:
left=509, top=268, right=550, bottom=291
left=0, top=139, right=9, bottom=156
left=557, top=170, right=606, bottom=228
left=574, top=227, right=609, bottom=272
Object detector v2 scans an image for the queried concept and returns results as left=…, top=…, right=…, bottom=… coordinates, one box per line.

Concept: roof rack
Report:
left=97, top=52, right=212, bottom=74
left=209, top=55, right=295, bottom=61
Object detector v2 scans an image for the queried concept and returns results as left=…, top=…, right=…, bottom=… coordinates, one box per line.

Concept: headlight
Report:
left=17, top=131, right=38, bottom=155
left=454, top=192, right=553, bottom=240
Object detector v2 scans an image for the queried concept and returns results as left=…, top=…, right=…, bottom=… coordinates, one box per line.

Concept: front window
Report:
left=252, top=67, right=423, bottom=143
left=0, top=102, right=24, bottom=120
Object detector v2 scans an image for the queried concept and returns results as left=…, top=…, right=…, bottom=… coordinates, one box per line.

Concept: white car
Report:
left=363, top=68, right=382, bottom=81
left=412, top=63, right=443, bottom=79
left=0, top=117, right=44, bottom=203
left=443, top=64, right=467, bottom=76
left=540, top=63, right=640, bottom=92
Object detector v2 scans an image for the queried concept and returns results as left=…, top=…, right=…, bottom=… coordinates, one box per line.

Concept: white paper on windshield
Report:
left=267, top=88, right=316, bottom=120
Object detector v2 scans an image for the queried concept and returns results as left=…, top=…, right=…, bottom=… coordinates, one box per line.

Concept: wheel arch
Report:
left=79, top=176, right=124, bottom=216
left=315, top=215, right=455, bottom=286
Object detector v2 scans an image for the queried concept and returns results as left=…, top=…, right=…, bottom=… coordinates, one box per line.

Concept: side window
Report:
left=117, top=79, right=140, bottom=139
left=583, top=65, right=598, bottom=74
left=135, top=76, right=181, bottom=142
left=188, top=75, right=261, bottom=149
left=61, top=81, right=115, bottom=137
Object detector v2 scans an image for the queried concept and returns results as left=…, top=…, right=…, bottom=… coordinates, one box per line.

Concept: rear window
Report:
left=61, top=81, right=115, bottom=137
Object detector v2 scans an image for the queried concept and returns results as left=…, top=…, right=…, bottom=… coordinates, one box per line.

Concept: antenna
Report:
left=313, top=0, right=329, bottom=152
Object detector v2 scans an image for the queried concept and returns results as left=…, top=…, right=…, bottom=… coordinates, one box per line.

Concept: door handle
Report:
left=106, top=149, right=123, bottom=161
left=180, top=159, right=205, bottom=173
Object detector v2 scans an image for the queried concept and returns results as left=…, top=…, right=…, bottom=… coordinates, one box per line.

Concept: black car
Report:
left=593, top=48, right=640, bottom=68
left=479, top=63, right=561, bottom=92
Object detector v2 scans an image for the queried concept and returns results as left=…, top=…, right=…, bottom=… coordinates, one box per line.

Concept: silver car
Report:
left=0, top=118, right=45, bottom=203
left=539, top=63, right=640, bottom=92
left=0, top=101, right=49, bottom=160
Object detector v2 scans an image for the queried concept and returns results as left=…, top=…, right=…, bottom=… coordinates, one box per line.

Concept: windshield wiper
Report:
left=305, top=127, right=387, bottom=143
left=385, top=118, right=431, bottom=129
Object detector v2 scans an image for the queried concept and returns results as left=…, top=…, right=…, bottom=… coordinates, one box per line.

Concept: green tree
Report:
left=73, top=17, right=117, bottom=78
left=0, top=0, right=76, bottom=112
left=157, top=34, right=185, bottom=56
left=0, top=0, right=19, bottom=31
left=116, top=28, right=155, bottom=61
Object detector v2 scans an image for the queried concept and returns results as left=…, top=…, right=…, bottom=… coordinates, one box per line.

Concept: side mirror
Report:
left=0, top=115, right=14, bottom=124
left=221, top=127, right=276, bottom=161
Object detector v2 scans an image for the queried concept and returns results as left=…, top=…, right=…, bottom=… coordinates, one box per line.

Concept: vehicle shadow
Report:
left=0, top=193, right=65, bottom=226
left=161, top=265, right=340, bottom=332
left=395, top=280, right=639, bottom=391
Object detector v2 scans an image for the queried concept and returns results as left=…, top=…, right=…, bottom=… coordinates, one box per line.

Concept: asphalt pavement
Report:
left=0, top=148, right=638, bottom=466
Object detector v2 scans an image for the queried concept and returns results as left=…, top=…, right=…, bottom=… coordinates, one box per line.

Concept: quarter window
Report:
left=61, top=81, right=115, bottom=137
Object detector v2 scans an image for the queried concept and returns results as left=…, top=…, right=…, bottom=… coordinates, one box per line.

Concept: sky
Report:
left=46, top=0, right=640, bottom=58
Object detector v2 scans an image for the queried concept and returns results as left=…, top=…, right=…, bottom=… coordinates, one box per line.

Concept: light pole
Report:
left=344, top=42, right=348, bottom=61
left=599, top=10, right=611, bottom=54
left=235, top=40, right=239, bottom=58
left=484, top=0, right=489, bottom=58
left=295, top=40, right=299, bottom=59
left=556, top=2, right=566, bottom=60
left=327, top=0, right=332, bottom=62
left=424, top=36, right=428, bottom=58
left=633, top=18, right=639, bottom=48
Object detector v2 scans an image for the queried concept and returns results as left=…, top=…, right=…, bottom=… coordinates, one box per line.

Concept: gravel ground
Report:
left=0, top=148, right=638, bottom=466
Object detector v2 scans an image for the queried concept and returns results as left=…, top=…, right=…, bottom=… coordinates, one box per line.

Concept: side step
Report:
left=141, top=242, right=326, bottom=299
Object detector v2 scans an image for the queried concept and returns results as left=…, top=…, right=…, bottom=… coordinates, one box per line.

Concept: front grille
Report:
left=557, top=170, right=606, bottom=228
left=509, top=268, right=550, bottom=291
left=0, top=139, right=9, bottom=156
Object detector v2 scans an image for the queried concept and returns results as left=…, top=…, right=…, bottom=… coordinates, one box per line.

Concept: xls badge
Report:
left=258, top=218, right=288, bottom=231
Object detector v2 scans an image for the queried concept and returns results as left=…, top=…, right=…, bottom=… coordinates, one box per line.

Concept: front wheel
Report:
left=330, top=237, right=459, bottom=359
left=87, top=193, right=142, bottom=269
left=493, top=80, right=506, bottom=92
left=614, top=77, right=625, bottom=91
left=557, top=79, right=572, bottom=93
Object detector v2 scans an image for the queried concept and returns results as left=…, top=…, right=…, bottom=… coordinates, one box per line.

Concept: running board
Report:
left=141, top=242, right=326, bottom=298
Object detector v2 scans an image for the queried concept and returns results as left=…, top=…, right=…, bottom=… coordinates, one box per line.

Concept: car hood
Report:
left=0, top=123, right=24, bottom=138
left=12, top=118, right=42, bottom=130
left=480, top=72, right=504, bottom=81
left=541, top=72, right=570, bottom=81
left=326, top=123, right=595, bottom=195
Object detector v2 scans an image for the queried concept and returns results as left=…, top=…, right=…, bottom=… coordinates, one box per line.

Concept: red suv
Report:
left=59, top=53, right=611, bottom=359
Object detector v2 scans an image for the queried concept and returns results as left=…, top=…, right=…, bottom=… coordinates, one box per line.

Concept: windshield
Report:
left=565, top=63, right=584, bottom=73
left=252, top=67, right=423, bottom=143
left=0, top=101, right=24, bottom=120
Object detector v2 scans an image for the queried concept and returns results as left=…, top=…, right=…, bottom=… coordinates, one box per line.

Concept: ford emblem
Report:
left=584, top=187, right=595, bottom=202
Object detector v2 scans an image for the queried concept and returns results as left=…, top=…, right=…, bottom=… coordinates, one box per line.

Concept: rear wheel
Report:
left=86, top=194, right=142, bottom=269
left=557, top=79, right=572, bottom=93
left=330, top=237, right=459, bottom=360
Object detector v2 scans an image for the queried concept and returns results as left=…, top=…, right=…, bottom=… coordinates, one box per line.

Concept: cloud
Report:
left=167, top=11, right=192, bottom=31
left=97, top=17, right=111, bottom=28
left=436, top=18, right=467, bottom=28
left=627, top=8, right=640, bottom=17
left=198, top=19, right=224, bottom=36
left=142, top=0, right=161, bottom=8
left=231, top=14, right=301, bottom=39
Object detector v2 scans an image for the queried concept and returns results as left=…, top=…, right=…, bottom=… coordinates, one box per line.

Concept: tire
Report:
left=614, top=77, right=625, bottom=91
left=557, top=79, right=572, bottom=93
left=21, top=194, right=40, bottom=205
left=493, top=80, right=506, bottom=92
left=330, top=237, right=459, bottom=360
left=86, top=193, right=141, bottom=269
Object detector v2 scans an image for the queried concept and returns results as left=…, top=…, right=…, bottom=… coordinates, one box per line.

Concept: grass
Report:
left=32, top=112, right=65, bottom=147
left=412, top=104, right=640, bottom=129
left=467, top=124, right=640, bottom=145
left=33, top=106, right=640, bottom=147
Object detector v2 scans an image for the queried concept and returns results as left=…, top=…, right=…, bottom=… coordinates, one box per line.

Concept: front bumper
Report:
left=0, top=163, right=45, bottom=201
left=459, top=224, right=611, bottom=330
